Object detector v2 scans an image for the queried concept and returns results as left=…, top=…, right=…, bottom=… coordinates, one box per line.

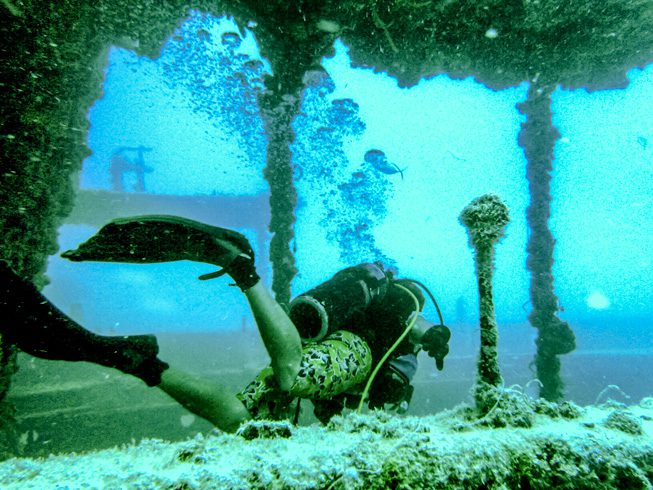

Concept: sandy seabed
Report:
left=1, top=400, right=652, bottom=490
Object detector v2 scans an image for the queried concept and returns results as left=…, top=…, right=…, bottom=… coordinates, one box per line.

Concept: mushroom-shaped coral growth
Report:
left=459, top=194, right=510, bottom=250
left=459, top=194, right=510, bottom=414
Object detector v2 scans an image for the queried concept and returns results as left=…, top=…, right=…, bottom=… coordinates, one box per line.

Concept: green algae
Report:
left=0, top=404, right=651, bottom=489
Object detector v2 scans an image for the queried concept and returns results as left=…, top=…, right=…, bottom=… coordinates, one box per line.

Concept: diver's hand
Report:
left=420, top=324, right=451, bottom=371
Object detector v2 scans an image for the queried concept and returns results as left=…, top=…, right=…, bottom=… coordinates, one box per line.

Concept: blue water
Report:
left=44, top=10, right=651, bottom=367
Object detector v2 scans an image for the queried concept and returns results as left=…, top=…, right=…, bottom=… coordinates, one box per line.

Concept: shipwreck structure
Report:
left=1, top=0, right=652, bottom=470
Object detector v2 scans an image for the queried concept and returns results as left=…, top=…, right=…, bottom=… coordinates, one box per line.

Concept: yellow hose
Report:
left=356, top=283, right=420, bottom=413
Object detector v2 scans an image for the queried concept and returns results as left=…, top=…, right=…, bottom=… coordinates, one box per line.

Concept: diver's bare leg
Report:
left=243, top=281, right=302, bottom=391
left=157, top=367, right=250, bottom=432
left=158, top=279, right=302, bottom=431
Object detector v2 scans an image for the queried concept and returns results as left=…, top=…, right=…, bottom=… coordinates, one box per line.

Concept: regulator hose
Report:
left=357, top=283, right=420, bottom=413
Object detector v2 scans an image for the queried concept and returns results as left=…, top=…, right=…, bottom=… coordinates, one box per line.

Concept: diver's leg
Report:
left=62, top=217, right=303, bottom=391
left=157, top=367, right=250, bottom=432
left=243, top=281, right=302, bottom=392
left=236, top=331, right=373, bottom=425
left=0, top=261, right=168, bottom=386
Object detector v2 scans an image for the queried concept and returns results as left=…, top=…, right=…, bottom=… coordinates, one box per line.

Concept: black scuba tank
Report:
left=288, top=262, right=389, bottom=342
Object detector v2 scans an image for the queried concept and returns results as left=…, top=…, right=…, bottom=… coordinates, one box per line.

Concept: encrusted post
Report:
left=459, top=194, right=510, bottom=413
left=518, top=84, right=576, bottom=401
left=260, top=92, right=302, bottom=306
left=255, top=14, right=335, bottom=305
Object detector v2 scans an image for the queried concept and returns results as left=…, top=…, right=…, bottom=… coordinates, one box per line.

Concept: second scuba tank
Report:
left=288, top=262, right=389, bottom=342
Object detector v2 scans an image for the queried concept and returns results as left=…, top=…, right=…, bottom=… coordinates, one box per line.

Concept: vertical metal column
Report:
left=518, top=83, right=576, bottom=401
left=260, top=91, right=303, bottom=306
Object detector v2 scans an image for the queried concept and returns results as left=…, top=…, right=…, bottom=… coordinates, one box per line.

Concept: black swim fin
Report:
left=61, top=215, right=259, bottom=289
left=0, top=260, right=168, bottom=386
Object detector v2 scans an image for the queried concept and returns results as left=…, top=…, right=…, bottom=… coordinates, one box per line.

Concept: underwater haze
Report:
left=5, top=9, right=651, bottom=484
left=44, top=12, right=652, bottom=351
left=37, top=10, right=652, bottom=407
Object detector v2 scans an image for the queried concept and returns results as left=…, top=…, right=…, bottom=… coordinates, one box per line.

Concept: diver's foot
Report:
left=108, top=334, right=170, bottom=387
left=219, top=252, right=259, bottom=291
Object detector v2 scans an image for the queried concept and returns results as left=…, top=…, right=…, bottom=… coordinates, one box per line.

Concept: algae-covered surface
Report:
left=1, top=401, right=651, bottom=489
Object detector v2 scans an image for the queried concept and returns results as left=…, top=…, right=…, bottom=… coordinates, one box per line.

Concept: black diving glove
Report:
left=421, top=324, right=451, bottom=371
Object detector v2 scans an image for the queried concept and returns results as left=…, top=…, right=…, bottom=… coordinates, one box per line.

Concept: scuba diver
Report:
left=0, top=216, right=451, bottom=432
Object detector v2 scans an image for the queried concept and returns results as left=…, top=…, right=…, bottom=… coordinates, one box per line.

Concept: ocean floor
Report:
left=0, top=397, right=652, bottom=489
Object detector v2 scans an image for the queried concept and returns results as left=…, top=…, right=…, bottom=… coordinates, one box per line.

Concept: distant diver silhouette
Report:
left=110, top=145, right=154, bottom=192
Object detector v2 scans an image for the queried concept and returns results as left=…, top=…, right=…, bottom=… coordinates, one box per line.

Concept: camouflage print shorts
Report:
left=236, top=330, right=372, bottom=421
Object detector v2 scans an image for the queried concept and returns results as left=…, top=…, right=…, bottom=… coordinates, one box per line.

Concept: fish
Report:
left=316, top=19, right=340, bottom=33
left=364, top=149, right=406, bottom=179
left=637, top=136, right=648, bottom=150
left=447, top=150, right=467, bottom=161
